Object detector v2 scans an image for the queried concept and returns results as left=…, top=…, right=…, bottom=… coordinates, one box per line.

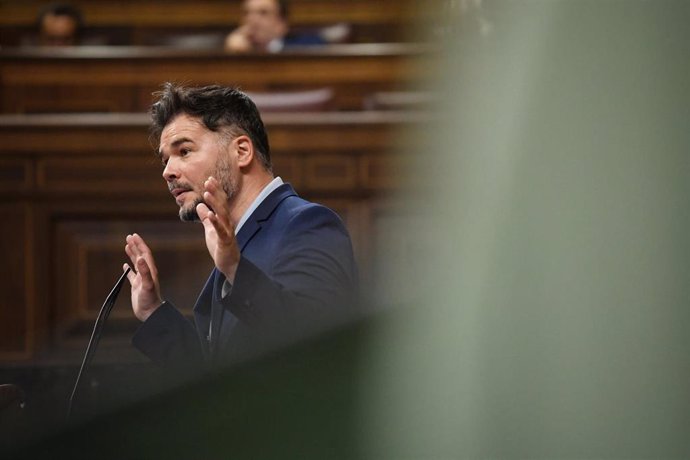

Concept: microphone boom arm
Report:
left=66, top=266, right=131, bottom=421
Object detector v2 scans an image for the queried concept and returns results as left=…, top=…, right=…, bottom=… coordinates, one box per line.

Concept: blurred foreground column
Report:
left=360, top=1, right=690, bottom=457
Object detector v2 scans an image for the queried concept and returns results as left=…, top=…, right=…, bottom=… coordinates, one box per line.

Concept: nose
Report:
left=162, top=157, right=178, bottom=182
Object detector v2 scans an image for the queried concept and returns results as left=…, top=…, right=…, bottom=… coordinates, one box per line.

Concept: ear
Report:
left=234, top=135, right=254, bottom=168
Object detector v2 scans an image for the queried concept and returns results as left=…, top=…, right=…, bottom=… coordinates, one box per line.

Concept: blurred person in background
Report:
left=36, top=2, right=83, bottom=46
left=225, top=0, right=326, bottom=53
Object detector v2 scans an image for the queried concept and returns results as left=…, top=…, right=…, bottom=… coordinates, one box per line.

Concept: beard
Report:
left=179, top=196, right=204, bottom=222
left=178, top=154, right=238, bottom=222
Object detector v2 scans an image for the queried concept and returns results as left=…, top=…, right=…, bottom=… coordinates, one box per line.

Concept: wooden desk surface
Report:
left=0, top=110, right=427, bottom=155
left=0, top=44, right=435, bottom=112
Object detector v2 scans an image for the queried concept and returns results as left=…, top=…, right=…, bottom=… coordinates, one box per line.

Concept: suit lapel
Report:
left=200, top=183, right=298, bottom=360
left=192, top=270, right=215, bottom=357
left=235, top=183, right=297, bottom=251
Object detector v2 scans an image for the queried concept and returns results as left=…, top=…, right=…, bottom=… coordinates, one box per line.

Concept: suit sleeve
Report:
left=131, top=301, right=204, bottom=370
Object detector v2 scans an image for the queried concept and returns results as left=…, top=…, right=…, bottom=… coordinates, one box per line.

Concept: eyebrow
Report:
left=157, top=136, right=193, bottom=158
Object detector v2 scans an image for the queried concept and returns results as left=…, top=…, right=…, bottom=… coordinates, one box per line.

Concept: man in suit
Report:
left=124, top=83, right=357, bottom=369
left=35, top=3, right=83, bottom=47
left=225, top=0, right=326, bottom=53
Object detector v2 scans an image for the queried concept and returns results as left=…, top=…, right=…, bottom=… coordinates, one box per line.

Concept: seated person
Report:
left=36, top=2, right=83, bottom=46
left=225, top=0, right=326, bottom=53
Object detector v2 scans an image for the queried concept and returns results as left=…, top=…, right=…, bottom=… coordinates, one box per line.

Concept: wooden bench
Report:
left=0, top=44, right=434, bottom=112
left=0, top=0, right=434, bottom=45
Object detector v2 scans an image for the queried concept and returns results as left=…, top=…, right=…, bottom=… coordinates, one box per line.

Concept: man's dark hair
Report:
left=150, top=83, right=272, bottom=171
left=276, top=0, right=289, bottom=19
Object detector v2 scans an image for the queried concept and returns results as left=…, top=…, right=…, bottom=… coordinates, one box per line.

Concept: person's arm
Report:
left=225, top=25, right=252, bottom=53
left=131, top=301, right=203, bottom=368
left=197, top=178, right=356, bottom=335
left=124, top=233, right=204, bottom=368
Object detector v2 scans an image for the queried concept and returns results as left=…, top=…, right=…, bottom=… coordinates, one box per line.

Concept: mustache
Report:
left=167, top=181, right=193, bottom=193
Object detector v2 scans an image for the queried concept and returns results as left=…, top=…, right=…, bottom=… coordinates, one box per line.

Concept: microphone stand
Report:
left=66, top=267, right=130, bottom=421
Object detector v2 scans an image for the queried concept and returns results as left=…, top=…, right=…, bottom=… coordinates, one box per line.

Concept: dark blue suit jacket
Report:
left=283, top=32, right=327, bottom=47
left=132, top=183, right=357, bottom=367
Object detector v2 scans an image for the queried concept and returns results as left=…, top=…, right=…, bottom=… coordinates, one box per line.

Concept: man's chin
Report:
left=179, top=201, right=201, bottom=222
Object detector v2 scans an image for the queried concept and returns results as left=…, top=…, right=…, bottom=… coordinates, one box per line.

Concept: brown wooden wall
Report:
left=0, top=44, right=434, bottom=113
left=0, top=0, right=436, bottom=46
left=1, top=0, right=429, bottom=27
left=0, top=112, right=424, bottom=363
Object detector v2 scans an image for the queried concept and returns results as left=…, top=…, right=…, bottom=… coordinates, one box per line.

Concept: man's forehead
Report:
left=158, top=114, right=206, bottom=152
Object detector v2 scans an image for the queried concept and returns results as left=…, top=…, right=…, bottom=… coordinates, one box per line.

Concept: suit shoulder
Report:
left=280, top=197, right=346, bottom=229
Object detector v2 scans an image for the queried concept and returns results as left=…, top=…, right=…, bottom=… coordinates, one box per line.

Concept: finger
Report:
left=203, top=189, right=229, bottom=224
left=200, top=179, right=235, bottom=239
left=196, top=202, right=212, bottom=222
left=197, top=202, right=234, bottom=247
left=130, top=233, right=152, bottom=255
left=123, top=263, right=136, bottom=284
left=207, top=211, right=234, bottom=242
left=204, top=176, right=219, bottom=191
left=125, top=238, right=147, bottom=273
left=130, top=233, right=158, bottom=278
left=136, top=257, right=155, bottom=290
left=202, top=187, right=233, bottom=237
left=202, top=178, right=225, bottom=212
left=125, top=234, right=140, bottom=261
left=126, top=234, right=144, bottom=258
left=197, top=202, right=223, bottom=240
left=125, top=241, right=137, bottom=267
left=204, top=177, right=232, bottom=217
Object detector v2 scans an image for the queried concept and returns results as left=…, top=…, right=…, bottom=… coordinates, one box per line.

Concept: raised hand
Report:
left=196, top=176, right=241, bottom=282
left=225, top=24, right=252, bottom=53
left=124, top=233, right=163, bottom=322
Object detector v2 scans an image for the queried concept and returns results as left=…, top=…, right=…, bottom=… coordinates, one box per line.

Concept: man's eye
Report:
left=181, top=149, right=190, bottom=156
left=161, top=158, right=168, bottom=167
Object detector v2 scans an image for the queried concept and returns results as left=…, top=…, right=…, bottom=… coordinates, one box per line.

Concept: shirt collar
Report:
left=235, top=176, right=284, bottom=235
left=266, top=38, right=284, bottom=53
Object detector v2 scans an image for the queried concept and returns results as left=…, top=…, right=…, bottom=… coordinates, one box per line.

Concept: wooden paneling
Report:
left=2, top=86, right=138, bottom=114
left=0, top=0, right=429, bottom=28
left=0, top=0, right=432, bottom=45
left=305, top=155, right=359, bottom=191
left=0, top=203, right=34, bottom=359
left=360, top=154, right=415, bottom=190
left=271, top=155, right=302, bottom=189
left=37, top=157, right=162, bottom=192
left=0, top=111, right=424, bottom=362
left=53, top=218, right=212, bottom=347
left=2, top=115, right=150, bottom=154
left=0, top=44, right=434, bottom=112
left=318, top=198, right=366, bottom=274
left=0, top=111, right=424, bottom=194
left=0, top=159, right=33, bottom=190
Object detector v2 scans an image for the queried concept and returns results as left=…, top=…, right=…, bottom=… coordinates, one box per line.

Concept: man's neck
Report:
left=228, top=172, right=274, bottom=227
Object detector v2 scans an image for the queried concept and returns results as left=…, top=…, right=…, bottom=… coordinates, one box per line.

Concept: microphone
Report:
left=66, top=267, right=131, bottom=421
left=0, top=384, right=25, bottom=411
